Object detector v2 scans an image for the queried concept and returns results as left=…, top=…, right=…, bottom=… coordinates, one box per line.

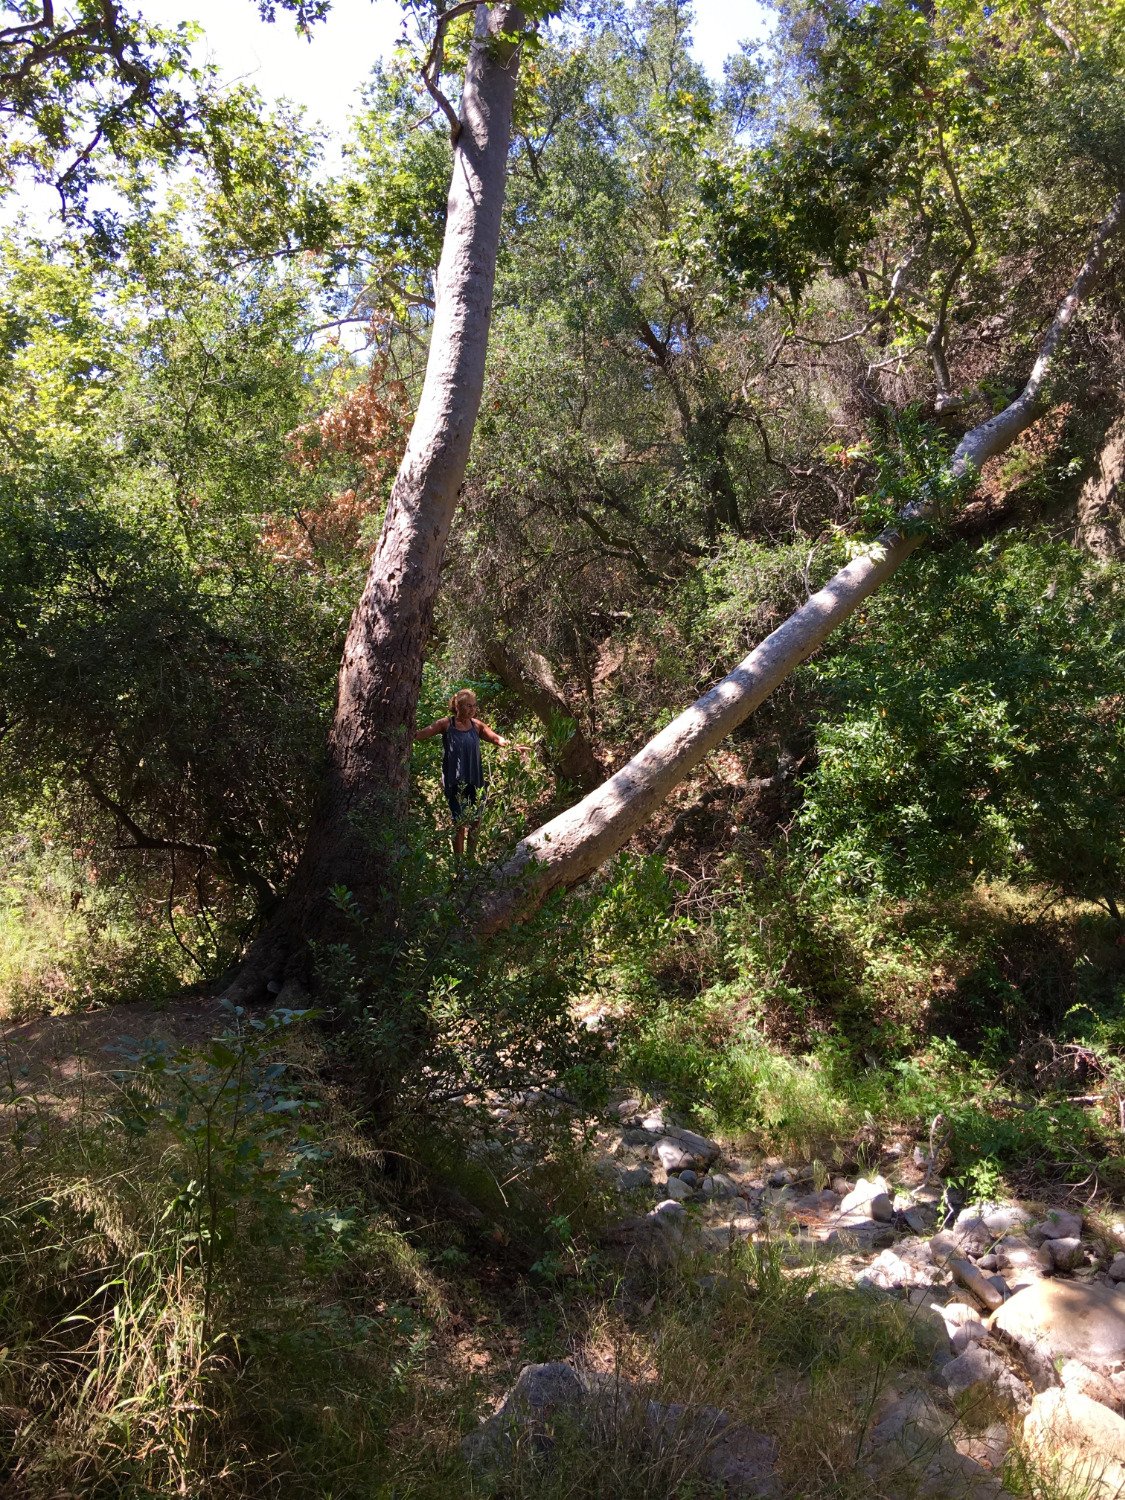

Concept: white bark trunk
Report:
left=227, top=4, right=526, bottom=998
left=475, top=191, right=1125, bottom=936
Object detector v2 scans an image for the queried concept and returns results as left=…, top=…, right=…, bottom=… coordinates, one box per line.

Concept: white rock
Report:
left=1024, top=1388, right=1125, bottom=1497
left=654, top=1137, right=696, bottom=1173
left=992, top=1280, right=1125, bottom=1374
left=665, top=1125, right=722, bottom=1166
left=938, top=1301, right=989, bottom=1355
left=1060, top=1360, right=1125, bottom=1412
left=1031, top=1208, right=1083, bottom=1243
left=839, top=1177, right=891, bottom=1217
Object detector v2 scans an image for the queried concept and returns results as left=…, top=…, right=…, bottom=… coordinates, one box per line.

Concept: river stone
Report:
left=1031, top=1208, right=1083, bottom=1243
left=867, top=1390, right=1003, bottom=1496
left=940, top=1301, right=989, bottom=1355
left=942, top=1344, right=1028, bottom=1410
left=956, top=1203, right=1031, bottom=1241
left=1060, top=1360, right=1125, bottom=1412
left=462, top=1361, right=585, bottom=1468
left=1041, top=1235, right=1086, bottom=1273
left=992, top=1280, right=1125, bottom=1374
left=950, top=1256, right=1006, bottom=1311
left=618, top=1165, right=654, bottom=1192
left=839, top=1176, right=891, bottom=1217
left=665, top=1125, right=722, bottom=1166
left=1024, top=1388, right=1125, bottom=1497
left=654, top=1137, right=696, bottom=1172
left=826, top=1218, right=897, bottom=1253
left=703, top=1171, right=739, bottom=1200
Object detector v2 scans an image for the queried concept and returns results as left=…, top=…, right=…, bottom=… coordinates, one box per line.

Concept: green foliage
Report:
left=0, top=827, right=193, bottom=1015
left=799, top=539, right=1125, bottom=906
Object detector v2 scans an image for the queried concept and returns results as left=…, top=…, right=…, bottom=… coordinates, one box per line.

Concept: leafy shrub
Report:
left=799, top=538, right=1125, bottom=909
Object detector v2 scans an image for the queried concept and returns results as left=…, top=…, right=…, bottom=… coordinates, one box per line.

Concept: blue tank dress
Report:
left=442, top=721, right=486, bottom=825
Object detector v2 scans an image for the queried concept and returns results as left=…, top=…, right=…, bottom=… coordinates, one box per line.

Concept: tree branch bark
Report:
left=485, top=640, right=604, bottom=791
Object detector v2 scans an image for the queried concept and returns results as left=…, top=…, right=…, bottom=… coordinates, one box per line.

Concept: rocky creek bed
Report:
left=462, top=1093, right=1125, bottom=1497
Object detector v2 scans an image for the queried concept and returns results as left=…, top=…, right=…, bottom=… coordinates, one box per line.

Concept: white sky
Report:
left=140, top=0, right=771, bottom=139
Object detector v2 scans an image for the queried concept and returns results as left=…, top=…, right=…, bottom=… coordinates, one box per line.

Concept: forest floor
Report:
left=3, top=990, right=1125, bottom=1497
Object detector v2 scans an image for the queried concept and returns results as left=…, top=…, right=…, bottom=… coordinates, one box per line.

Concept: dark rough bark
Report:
left=472, top=191, right=1125, bottom=938
left=1076, top=414, right=1125, bottom=560
left=485, top=640, right=604, bottom=790
left=226, top=5, right=527, bottom=1001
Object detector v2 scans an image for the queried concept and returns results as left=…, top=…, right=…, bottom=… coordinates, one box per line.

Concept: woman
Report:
left=413, top=689, right=528, bottom=858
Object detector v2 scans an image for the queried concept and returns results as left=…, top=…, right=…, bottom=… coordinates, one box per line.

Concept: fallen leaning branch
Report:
left=474, top=192, right=1125, bottom=936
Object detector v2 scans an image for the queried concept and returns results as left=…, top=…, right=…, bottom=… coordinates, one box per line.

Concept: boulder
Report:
left=1031, top=1208, right=1083, bottom=1243
left=839, top=1176, right=893, bottom=1218
left=992, top=1280, right=1125, bottom=1375
left=664, top=1174, right=692, bottom=1202
left=867, top=1390, right=1002, bottom=1496
left=1040, top=1235, right=1086, bottom=1273
left=665, top=1125, right=722, bottom=1167
left=955, top=1421, right=1010, bottom=1474
left=939, top=1301, right=989, bottom=1355
left=941, top=1344, right=1028, bottom=1410
left=954, top=1202, right=1030, bottom=1247
left=618, top=1165, right=654, bottom=1193
left=654, top=1137, right=696, bottom=1173
left=1109, top=1252, right=1125, bottom=1283
left=1024, top=1388, right=1125, bottom=1497
left=1060, top=1360, right=1125, bottom=1413
left=702, top=1172, right=740, bottom=1200
left=826, top=1218, right=897, bottom=1253
left=462, top=1362, right=584, bottom=1468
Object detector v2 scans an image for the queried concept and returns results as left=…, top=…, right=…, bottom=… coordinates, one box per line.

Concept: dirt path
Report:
left=0, top=995, right=228, bottom=1129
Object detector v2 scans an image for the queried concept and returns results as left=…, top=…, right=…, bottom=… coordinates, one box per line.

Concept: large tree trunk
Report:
left=227, top=4, right=526, bottom=1001
left=485, top=640, right=604, bottom=790
left=474, top=192, right=1125, bottom=937
left=1076, top=413, right=1125, bottom=560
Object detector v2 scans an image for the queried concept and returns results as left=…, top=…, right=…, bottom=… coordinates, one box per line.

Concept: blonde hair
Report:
left=449, top=689, right=477, bottom=719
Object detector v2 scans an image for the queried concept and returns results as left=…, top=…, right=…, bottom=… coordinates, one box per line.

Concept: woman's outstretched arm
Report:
left=414, top=717, right=450, bottom=742
left=474, top=720, right=530, bottom=753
